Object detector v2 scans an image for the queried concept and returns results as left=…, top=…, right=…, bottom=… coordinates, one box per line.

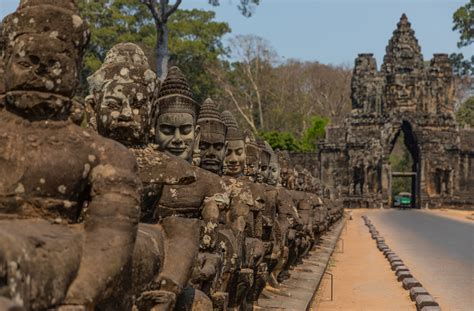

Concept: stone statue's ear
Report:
left=85, top=94, right=97, bottom=111
left=194, top=124, right=201, bottom=147
left=224, top=141, right=229, bottom=154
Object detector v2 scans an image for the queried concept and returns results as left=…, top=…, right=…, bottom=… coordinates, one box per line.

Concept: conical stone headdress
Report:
left=156, top=66, right=199, bottom=119
left=198, top=98, right=227, bottom=141
left=222, top=110, right=243, bottom=140
left=256, top=137, right=271, bottom=166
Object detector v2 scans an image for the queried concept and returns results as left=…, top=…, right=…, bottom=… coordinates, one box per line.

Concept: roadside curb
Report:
left=258, top=215, right=347, bottom=311
left=361, top=215, right=442, bottom=311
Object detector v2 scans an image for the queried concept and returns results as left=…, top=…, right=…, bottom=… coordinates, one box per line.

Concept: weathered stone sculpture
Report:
left=152, top=68, right=232, bottom=309
left=88, top=42, right=203, bottom=310
left=197, top=98, right=227, bottom=175
left=0, top=1, right=142, bottom=309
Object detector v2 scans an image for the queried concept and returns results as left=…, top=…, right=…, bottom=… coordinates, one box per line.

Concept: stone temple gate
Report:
left=319, top=14, right=474, bottom=209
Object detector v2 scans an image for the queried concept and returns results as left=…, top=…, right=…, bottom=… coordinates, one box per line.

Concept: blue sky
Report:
left=1, top=0, right=472, bottom=67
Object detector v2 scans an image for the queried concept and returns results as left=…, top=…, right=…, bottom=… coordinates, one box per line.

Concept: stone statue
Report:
left=197, top=98, right=227, bottom=175
left=88, top=43, right=204, bottom=310
left=154, top=67, right=200, bottom=162
left=0, top=1, right=142, bottom=309
left=0, top=22, right=5, bottom=108
left=152, top=68, right=232, bottom=309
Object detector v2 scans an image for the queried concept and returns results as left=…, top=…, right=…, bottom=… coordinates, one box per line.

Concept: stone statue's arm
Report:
left=64, top=144, right=141, bottom=306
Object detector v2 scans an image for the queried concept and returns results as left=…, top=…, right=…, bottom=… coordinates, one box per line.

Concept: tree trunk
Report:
left=156, top=21, right=169, bottom=82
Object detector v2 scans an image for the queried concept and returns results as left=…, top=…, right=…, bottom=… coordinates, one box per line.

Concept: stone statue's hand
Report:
left=56, top=305, right=88, bottom=311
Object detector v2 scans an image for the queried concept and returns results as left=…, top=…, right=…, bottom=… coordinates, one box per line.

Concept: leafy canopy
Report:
left=260, top=115, right=329, bottom=152
left=77, top=0, right=230, bottom=100
left=456, top=96, right=474, bottom=127
left=452, top=0, right=474, bottom=48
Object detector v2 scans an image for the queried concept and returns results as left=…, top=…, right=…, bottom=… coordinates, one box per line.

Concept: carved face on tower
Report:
left=386, top=74, right=416, bottom=108
left=154, top=66, right=200, bottom=162
left=222, top=111, right=246, bottom=177
left=197, top=98, right=227, bottom=174
left=2, top=1, right=89, bottom=119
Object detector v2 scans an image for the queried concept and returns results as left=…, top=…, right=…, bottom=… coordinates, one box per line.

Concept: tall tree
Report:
left=77, top=0, right=230, bottom=100
left=141, top=0, right=182, bottom=81
left=209, top=34, right=277, bottom=132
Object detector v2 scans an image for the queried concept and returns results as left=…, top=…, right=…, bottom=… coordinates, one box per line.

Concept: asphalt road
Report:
left=366, top=209, right=474, bottom=311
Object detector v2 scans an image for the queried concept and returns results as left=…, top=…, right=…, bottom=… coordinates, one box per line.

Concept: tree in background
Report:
left=141, top=0, right=260, bottom=81
left=210, top=34, right=277, bottom=132
left=456, top=96, right=474, bottom=128
left=77, top=0, right=230, bottom=100
left=208, top=0, right=261, bottom=17
left=300, top=116, right=329, bottom=152
left=452, top=0, right=473, bottom=48
left=210, top=35, right=351, bottom=136
left=141, top=0, right=182, bottom=81
left=450, top=1, right=473, bottom=108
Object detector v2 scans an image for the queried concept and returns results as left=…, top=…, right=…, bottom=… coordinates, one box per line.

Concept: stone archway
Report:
left=387, top=120, right=421, bottom=208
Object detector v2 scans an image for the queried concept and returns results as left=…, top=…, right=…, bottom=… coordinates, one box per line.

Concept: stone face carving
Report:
left=319, top=14, right=473, bottom=210
left=222, top=110, right=246, bottom=178
left=154, top=66, right=201, bottom=162
left=197, top=98, right=227, bottom=175
left=0, top=1, right=142, bottom=309
left=88, top=42, right=204, bottom=310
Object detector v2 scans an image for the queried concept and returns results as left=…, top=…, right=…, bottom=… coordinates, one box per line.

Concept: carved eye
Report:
left=199, top=142, right=210, bottom=150
left=214, top=143, right=224, bottom=151
left=18, top=61, right=32, bottom=68
left=104, top=99, right=121, bottom=110
left=159, top=124, right=175, bottom=136
left=180, top=125, right=193, bottom=135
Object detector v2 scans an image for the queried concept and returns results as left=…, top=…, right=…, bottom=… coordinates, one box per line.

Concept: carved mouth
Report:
left=168, top=148, right=186, bottom=155
left=202, top=160, right=220, bottom=166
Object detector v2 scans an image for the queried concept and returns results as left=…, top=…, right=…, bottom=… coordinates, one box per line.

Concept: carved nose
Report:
left=172, top=130, right=183, bottom=145
left=35, top=63, right=47, bottom=75
left=118, top=102, right=132, bottom=121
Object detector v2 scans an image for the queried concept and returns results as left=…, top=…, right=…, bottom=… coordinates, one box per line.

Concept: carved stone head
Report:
left=222, top=110, right=245, bottom=177
left=386, top=73, right=416, bottom=109
left=256, top=137, right=271, bottom=183
left=277, top=150, right=291, bottom=188
left=2, top=0, right=90, bottom=120
left=294, top=165, right=307, bottom=191
left=154, top=66, right=200, bottom=162
left=0, top=23, right=5, bottom=107
left=88, top=43, right=158, bottom=146
left=266, top=142, right=281, bottom=186
left=244, top=131, right=261, bottom=181
left=197, top=98, right=227, bottom=174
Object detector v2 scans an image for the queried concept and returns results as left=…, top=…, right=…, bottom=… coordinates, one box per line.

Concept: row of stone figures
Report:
left=0, top=1, right=343, bottom=310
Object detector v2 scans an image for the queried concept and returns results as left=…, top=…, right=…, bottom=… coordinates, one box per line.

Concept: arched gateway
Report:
left=319, top=14, right=474, bottom=209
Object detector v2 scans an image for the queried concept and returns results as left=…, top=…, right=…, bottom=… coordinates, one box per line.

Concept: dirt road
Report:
left=311, top=209, right=416, bottom=311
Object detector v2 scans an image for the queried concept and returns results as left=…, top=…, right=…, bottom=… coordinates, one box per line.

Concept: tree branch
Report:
left=165, top=0, right=182, bottom=19
left=142, top=0, right=163, bottom=24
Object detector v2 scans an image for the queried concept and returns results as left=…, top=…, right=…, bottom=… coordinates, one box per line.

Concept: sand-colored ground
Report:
left=310, top=209, right=416, bottom=311
left=420, top=208, right=474, bottom=223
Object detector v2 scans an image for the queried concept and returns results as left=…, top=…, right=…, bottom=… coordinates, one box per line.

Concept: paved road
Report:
left=365, top=210, right=474, bottom=311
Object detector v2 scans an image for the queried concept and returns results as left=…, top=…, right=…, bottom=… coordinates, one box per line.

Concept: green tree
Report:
left=77, top=0, right=230, bottom=100
left=300, top=116, right=329, bottom=152
left=260, top=131, right=302, bottom=152
left=453, top=0, right=473, bottom=48
left=456, top=96, right=474, bottom=127
left=208, top=0, right=261, bottom=17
